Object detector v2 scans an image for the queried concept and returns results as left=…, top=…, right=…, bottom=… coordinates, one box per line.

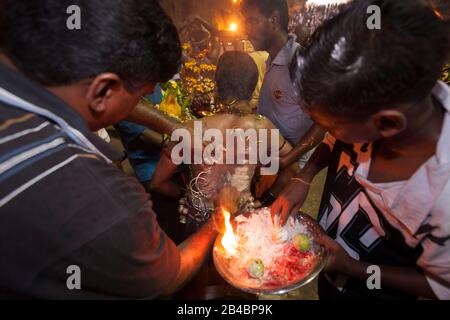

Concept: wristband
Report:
left=291, top=177, right=312, bottom=186
left=259, top=190, right=277, bottom=207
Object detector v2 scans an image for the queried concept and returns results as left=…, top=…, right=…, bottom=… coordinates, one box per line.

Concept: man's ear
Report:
left=85, top=73, right=122, bottom=115
left=372, top=110, right=408, bottom=139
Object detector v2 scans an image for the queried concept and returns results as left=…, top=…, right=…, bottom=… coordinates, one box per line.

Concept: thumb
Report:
left=270, top=200, right=281, bottom=224
left=316, top=232, right=336, bottom=249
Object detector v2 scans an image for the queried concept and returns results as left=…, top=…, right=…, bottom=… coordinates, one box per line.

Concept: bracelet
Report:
left=291, top=177, right=312, bottom=186
left=259, top=190, right=277, bottom=207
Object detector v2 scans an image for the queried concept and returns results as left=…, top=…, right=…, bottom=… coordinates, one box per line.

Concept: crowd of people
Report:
left=289, top=3, right=344, bottom=37
left=0, top=0, right=450, bottom=300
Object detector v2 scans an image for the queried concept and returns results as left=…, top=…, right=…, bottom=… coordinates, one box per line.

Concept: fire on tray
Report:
left=213, top=207, right=328, bottom=295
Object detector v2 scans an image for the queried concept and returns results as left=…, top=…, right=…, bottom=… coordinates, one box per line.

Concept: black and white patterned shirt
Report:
left=318, top=81, right=450, bottom=299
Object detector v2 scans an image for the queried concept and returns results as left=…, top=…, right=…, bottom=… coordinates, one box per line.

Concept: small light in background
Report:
left=229, top=22, right=238, bottom=32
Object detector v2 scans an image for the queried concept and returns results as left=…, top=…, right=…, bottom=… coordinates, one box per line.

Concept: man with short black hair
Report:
left=241, top=0, right=325, bottom=170
left=273, top=0, right=450, bottom=299
left=0, top=0, right=221, bottom=299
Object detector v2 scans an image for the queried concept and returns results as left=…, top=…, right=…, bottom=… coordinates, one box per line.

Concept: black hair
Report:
left=291, top=0, right=450, bottom=119
left=0, top=0, right=181, bottom=90
left=241, top=0, right=289, bottom=33
left=215, top=51, right=258, bottom=102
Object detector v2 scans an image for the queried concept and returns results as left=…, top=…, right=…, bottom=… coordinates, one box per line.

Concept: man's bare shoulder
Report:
left=235, top=114, right=277, bottom=130
left=202, top=113, right=237, bottom=130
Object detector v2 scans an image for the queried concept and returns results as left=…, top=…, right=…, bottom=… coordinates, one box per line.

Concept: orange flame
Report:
left=221, top=207, right=238, bottom=255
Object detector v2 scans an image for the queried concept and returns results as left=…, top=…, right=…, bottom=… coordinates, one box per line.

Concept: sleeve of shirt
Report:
left=416, top=184, right=450, bottom=299
left=114, top=121, right=146, bottom=143
left=417, top=237, right=450, bottom=299
left=57, top=201, right=181, bottom=299
left=322, top=132, right=336, bottom=150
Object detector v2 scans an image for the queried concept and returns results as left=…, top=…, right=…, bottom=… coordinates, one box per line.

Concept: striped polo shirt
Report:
left=0, top=63, right=180, bottom=299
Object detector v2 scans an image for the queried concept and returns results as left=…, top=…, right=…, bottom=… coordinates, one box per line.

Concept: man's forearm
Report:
left=296, top=142, right=331, bottom=182
left=281, top=124, right=325, bottom=169
left=151, top=180, right=182, bottom=198
left=269, top=162, right=299, bottom=196
left=139, top=129, right=164, bottom=147
left=163, top=220, right=218, bottom=296
left=343, top=259, right=437, bottom=299
left=126, top=100, right=182, bottom=135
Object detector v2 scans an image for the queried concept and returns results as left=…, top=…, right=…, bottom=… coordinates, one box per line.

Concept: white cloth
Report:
left=95, top=128, right=111, bottom=144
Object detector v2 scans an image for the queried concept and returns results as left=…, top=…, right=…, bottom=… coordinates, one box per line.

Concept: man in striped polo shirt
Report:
left=0, top=0, right=222, bottom=299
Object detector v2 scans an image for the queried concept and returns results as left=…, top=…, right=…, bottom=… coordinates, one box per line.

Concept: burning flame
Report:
left=221, top=208, right=238, bottom=255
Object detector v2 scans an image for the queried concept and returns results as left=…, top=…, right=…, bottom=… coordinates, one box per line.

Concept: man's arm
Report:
left=138, top=128, right=164, bottom=148
left=271, top=142, right=332, bottom=225
left=319, top=234, right=438, bottom=299
left=126, top=99, right=182, bottom=135
left=150, top=148, right=182, bottom=198
left=280, top=124, right=326, bottom=169
left=295, top=141, right=331, bottom=183
left=257, top=131, right=299, bottom=205
left=163, top=219, right=217, bottom=296
left=162, top=186, right=240, bottom=296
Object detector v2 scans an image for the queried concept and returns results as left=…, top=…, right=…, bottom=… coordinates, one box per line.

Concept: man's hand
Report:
left=316, top=233, right=439, bottom=299
left=270, top=178, right=311, bottom=226
left=212, top=186, right=240, bottom=232
left=317, top=233, right=354, bottom=275
left=215, top=185, right=240, bottom=215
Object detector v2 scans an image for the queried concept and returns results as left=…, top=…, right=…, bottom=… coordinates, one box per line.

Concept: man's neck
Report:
left=267, top=33, right=289, bottom=61
left=379, top=96, right=445, bottom=158
left=1, top=53, right=93, bottom=129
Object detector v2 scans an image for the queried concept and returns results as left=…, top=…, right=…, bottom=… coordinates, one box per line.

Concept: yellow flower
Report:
left=181, top=43, right=191, bottom=50
left=184, top=61, right=197, bottom=70
left=200, top=64, right=215, bottom=72
left=169, top=80, right=177, bottom=89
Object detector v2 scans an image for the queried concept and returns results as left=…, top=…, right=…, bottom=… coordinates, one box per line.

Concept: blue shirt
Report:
left=145, top=83, right=163, bottom=105
left=257, top=36, right=313, bottom=145
left=114, top=85, right=164, bottom=183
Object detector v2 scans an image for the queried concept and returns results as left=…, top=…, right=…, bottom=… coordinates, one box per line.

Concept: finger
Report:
left=279, top=203, right=291, bottom=227
left=279, top=202, right=299, bottom=226
left=270, top=200, right=281, bottom=223
left=285, top=203, right=302, bottom=224
left=316, top=232, right=334, bottom=247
